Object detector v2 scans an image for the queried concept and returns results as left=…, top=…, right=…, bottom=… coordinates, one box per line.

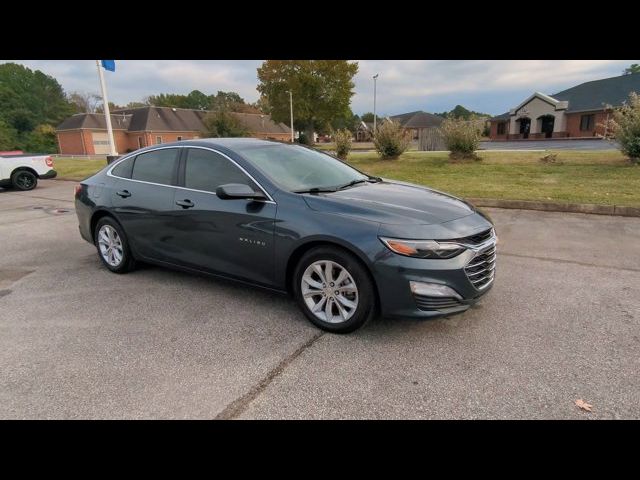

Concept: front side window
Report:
left=184, top=148, right=255, bottom=193
left=580, top=114, right=595, bottom=131
left=235, top=144, right=367, bottom=192
left=131, top=148, right=179, bottom=185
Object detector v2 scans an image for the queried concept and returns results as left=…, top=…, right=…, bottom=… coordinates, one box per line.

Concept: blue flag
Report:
left=101, top=60, right=116, bottom=72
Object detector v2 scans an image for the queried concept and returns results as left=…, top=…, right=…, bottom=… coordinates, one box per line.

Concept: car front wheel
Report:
left=94, top=217, right=136, bottom=273
left=294, top=246, right=376, bottom=333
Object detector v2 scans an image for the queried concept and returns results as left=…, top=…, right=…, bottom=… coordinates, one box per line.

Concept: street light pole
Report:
left=373, top=74, right=379, bottom=138
left=287, top=90, right=294, bottom=142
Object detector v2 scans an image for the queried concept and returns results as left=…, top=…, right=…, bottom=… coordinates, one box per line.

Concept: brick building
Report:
left=489, top=73, right=640, bottom=140
left=56, top=106, right=292, bottom=155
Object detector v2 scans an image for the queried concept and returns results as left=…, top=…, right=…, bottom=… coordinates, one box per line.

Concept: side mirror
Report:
left=216, top=183, right=266, bottom=200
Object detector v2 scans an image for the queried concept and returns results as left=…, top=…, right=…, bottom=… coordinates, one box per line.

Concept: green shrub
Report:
left=602, top=92, right=640, bottom=163
left=373, top=120, right=411, bottom=160
left=202, top=110, right=248, bottom=138
left=439, top=116, right=482, bottom=159
left=333, top=129, right=352, bottom=159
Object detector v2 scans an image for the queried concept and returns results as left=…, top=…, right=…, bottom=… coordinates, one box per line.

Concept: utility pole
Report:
left=96, top=60, right=117, bottom=155
left=287, top=90, right=294, bottom=142
left=373, top=74, right=379, bottom=137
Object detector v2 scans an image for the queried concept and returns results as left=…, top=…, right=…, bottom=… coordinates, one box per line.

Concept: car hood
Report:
left=301, top=180, right=475, bottom=225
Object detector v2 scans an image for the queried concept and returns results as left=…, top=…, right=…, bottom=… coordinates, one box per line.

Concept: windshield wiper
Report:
left=293, top=186, right=339, bottom=194
left=337, top=179, right=369, bottom=190
left=367, top=176, right=383, bottom=182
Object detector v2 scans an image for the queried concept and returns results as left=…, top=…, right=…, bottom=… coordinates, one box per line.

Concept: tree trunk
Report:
left=305, top=122, right=315, bottom=145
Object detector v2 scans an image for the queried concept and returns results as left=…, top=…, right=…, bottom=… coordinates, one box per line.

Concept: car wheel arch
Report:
left=285, top=238, right=380, bottom=311
left=90, top=209, right=122, bottom=240
left=11, top=166, right=39, bottom=179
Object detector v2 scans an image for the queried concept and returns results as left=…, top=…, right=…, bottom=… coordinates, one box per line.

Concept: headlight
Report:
left=379, top=237, right=466, bottom=259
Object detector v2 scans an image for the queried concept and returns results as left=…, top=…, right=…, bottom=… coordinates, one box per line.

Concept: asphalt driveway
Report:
left=1, top=180, right=638, bottom=419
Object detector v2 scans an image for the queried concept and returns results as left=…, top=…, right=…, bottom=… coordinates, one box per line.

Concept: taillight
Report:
left=74, top=184, right=82, bottom=197
left=45, top=156, right=53, bottom=167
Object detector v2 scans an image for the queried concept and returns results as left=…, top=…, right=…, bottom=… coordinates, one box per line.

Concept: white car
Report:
left=0, top=152, right=57, bottom=191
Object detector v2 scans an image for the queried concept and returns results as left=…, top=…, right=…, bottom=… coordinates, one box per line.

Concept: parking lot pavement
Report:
left=1, top=180, right=639, bottom=419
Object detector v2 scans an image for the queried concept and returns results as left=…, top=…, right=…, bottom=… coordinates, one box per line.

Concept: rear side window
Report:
left=184, top=148, right=255, bottom=193
left=131, top=149, right=179, bottom=185
left=111, top=156, right=134, bottom=178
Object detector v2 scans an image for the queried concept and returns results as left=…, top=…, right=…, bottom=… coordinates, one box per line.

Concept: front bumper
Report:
left=39, top=169, right=57, bottom=179
left=372, top=234, right=496, bottom=319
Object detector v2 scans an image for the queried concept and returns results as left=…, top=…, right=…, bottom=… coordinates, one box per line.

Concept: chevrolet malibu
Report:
left=74, top=139, right=496, bottom=333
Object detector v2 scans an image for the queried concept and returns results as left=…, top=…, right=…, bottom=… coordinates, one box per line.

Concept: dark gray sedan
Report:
left=74, top=139, right=496, bottom=333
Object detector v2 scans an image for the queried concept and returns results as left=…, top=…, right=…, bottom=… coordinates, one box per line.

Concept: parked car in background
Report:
left=74, top=139, right=496, bottom=333
left=0, top=152, right=57, bottom=190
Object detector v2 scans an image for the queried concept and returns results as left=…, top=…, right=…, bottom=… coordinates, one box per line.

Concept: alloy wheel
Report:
left=301, top=260, right=359, bottom=323
left=97, top=225, right=124, bottom=267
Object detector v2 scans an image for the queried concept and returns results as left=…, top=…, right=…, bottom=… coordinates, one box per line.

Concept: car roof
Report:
left=158, top=138, right=285, bottom=150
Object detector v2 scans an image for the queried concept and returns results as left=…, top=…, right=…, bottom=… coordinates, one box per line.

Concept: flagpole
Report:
left=96, top=60, right=117, bottom=156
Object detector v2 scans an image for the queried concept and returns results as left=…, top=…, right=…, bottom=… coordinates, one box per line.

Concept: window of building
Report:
left=497, top=122, right=506, bottom=135
left=138, top=137, right=144, bottom=149
left=131, top=148, right=179, bottom=185
left=177, top=136, right=183, bottom=141
left=183, top=148, right=255, bottom=193
left=580, top=114, right=595, bottom=131
left=155, top=136, right=163, bottom=145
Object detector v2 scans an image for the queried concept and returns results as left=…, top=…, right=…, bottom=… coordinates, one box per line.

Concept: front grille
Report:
left=448, top=228, right=494, bottom=246
left=465, top=243, right=496, bottom=290
left=414, top=294, right=465, bottom=311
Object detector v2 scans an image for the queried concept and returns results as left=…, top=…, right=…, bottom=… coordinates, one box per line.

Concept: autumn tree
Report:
left=69, top=91, right=101, bottom=113
left=256, top=60, right=358, bottom=143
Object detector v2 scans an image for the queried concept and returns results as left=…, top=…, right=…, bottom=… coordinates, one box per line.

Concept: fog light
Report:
left=410, top=281, right=462, bottom=300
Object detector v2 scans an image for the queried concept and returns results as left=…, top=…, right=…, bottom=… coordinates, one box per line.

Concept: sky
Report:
left=3, top=60, right=638, bottom=116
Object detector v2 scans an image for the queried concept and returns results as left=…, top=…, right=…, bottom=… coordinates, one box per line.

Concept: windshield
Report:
left=236, top=143, right=369, bottom=192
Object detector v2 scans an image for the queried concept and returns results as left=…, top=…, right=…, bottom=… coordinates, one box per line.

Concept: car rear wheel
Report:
left=94, top=217, right=136, bottom=273
left=11, top=170, right=37, bottom=191
left=294, top=246, right=376, bottom=333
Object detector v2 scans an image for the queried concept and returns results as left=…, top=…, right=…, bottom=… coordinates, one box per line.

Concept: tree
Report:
left=436, top=105, right=491, bottom=120
left=601, top=92, right=640, bottom=163
left=69, top=91, right=101, bottom=113
left=95, top=102, right=123, bottom=114
left=201, top=109, right=248, bottom=138
left=360, top=112, right=383, bottom=124
left=257, top=60, right=359, bottom=143
left=24, top=124, right=57, bottom=153
left=623, top=64, right=640, bottom=75
left=0, top=63, right=75, bottom=136
left=0, top=118, right=18, bottom=150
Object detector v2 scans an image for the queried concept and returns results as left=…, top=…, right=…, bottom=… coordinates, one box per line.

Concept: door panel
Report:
left=165, top=147, right=277, bottom=286
left=110, top=148, right=180, bottom=262
left=169, top=190, right=277, bottom=285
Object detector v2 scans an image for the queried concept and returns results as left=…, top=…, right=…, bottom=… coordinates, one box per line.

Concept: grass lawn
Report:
left=52, top=150, right=640, bottom=207
left=346, top=150, right=640, bottom=207
left=53, top=158, right=108, bottom=181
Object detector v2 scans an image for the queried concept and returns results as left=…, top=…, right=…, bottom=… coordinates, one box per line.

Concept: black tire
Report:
left=93, top=216, right=136, bottom=273
left=11, top=170, right=38, bottom=191
left=293, top=246, right=376, bottom=333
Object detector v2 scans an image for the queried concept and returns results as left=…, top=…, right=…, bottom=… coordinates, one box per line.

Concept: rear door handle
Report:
left=116, top=190, right=131, bottom=198
left=176, top=199, right=195, bottom=209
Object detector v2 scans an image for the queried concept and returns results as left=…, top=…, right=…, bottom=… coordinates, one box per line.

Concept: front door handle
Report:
left=116, top=190, right=131, bottom=198
left=176, top=199, right=195, bottom=209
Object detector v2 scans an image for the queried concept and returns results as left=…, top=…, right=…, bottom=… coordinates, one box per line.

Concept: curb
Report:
left=467, top=198, right=640, bottom=218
